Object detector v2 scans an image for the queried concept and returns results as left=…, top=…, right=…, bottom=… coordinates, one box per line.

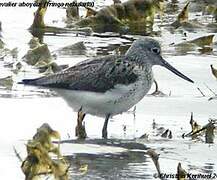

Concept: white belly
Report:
left=54, top=73, right=153, bottom=117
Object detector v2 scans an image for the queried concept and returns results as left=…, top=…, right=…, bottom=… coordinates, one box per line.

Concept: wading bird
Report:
left=21, top=37, right=193, bottom=139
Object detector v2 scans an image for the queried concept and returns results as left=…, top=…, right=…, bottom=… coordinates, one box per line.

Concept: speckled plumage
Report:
left=23, top=55, right=139, bottom=93
left=21, top=37, right=193, bottom=138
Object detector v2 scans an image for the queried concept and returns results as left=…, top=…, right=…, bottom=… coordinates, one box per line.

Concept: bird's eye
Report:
left=151, top=47, right=160, bottom=54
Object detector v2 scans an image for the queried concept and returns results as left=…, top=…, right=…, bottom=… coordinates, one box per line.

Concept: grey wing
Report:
left=22, top=55, right=138, bottom=93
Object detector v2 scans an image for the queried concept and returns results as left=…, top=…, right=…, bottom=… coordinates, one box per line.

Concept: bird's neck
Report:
left=126, top=52, right=152, bottom=69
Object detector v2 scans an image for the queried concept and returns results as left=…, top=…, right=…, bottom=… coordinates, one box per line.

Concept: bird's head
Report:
left=126, top=37, right=194, bottom=83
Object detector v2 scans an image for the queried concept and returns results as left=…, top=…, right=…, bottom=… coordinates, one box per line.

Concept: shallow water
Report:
left=0, top=0, right=217, bottom=179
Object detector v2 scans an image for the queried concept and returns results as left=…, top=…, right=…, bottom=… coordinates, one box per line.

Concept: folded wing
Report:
left=21, top=55, right=138, bottom=93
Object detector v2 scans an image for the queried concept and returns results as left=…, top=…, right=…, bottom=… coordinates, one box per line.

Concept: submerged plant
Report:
left=177, top=162, right=187, bottom=180
left=174, top=35, right=214, bottom=54
left=183, top=113, right=216, bottom=143
left=147, top=149, right=161, bottom=178
left=72, top=0, right=164, bottom=34
left=21, top=123, right=69, bottom=180
left=23, top=38, right=52, bottom=66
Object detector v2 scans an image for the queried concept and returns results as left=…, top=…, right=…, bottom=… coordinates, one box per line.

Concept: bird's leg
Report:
left=75, top=107, right=87, bottom=139
left=102, top=114, right=110, bottom=139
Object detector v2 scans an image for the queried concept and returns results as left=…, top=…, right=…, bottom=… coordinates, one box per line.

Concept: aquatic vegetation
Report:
left=21, top=123, right=69, bottom=180
left=171, top=2, right=190, bottom=28
left=30, top=0, right=48, bottom=29
left=186, top=34, right=214, bottom=47
left=0, top=37, right=12, bottom=59
left=177, top=162, right=187, bottom=180
left=169, top=1, right=217, bottom=33
left=161, top=129, right=172, bottom=139
left=0, top=38, right=4, bottom=49
left=56, top=41, right=87, bottom=56
left=23, top=38, right=52, bottom=66
left=0, top=76, right=13, bottom=90
left=29, top=0, right=93, bottom=38
left=189, top=112, right=201, bottom=134
left=78, top=164, right=88, bottom=175
left=28, top=37, right=41, bottom=49
left=24, top=39, right=82, bottom=75
left=0, top=47, right=18, bottom=61
left=23, top=43, right=51, bottom=66
left=203, top=4, right=217, bottom=22
left=70, top=0, right=164, bottom=34
left=29, top=0, right=165, bottom=35
left=147, top=149, right=161, bottom=178
left=183, top=113, right=216, bottom=143
left=170, top=2, right=205, bottom=31
left=10, top=48, right=18, bottom=59
left=205, top=121, right=215, bottom=143
left=33, top=123, right=61, bottom=156
left=173, top=35, right=214, bottom=54
left=22, top=141, right=69, bottom=180
left=139, top=133, right=149, bottom=139
left=210, top=64, right=217, bottom=79
left=177, top=2, right=190, bottom=23
left=85, top=7, right=97, bottom=18
left=12, top=62, right=23, bottom=74
left=1, top=0, right=217, bottom=178
left=0, top=32, right=18, bottom=60
left=188, top=112, right=202, bottom=139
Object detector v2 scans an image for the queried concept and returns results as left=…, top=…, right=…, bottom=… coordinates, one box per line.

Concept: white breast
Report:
left=54, top=67, right=153, bottom=117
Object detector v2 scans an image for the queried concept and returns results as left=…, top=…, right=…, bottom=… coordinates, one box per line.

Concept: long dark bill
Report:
left=160, top=57, right=194, bottom=83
